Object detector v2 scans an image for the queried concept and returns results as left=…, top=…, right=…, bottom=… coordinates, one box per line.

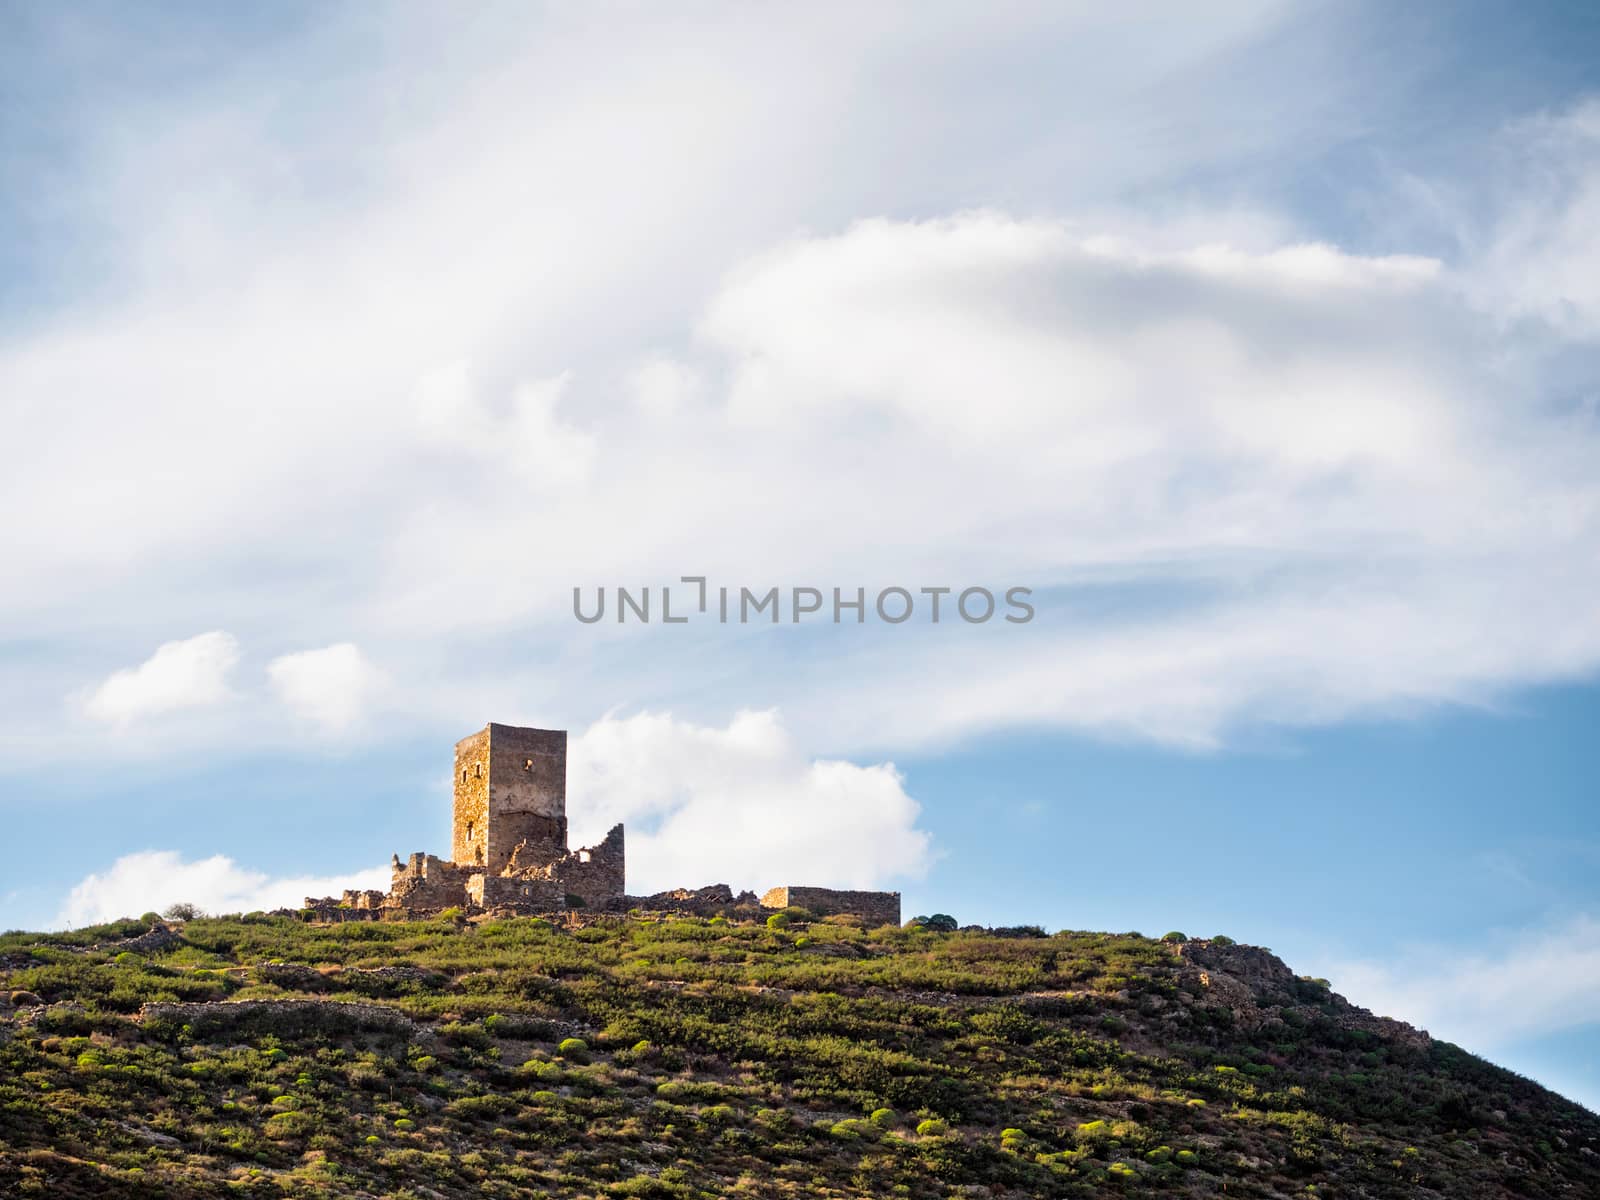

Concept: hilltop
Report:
left=1, top=910, right=1596, bottom=1198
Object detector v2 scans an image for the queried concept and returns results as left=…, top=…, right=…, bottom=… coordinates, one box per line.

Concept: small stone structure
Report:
left=305, top=722, right=899, bottom=925
left=761, top=886, right=901, bottom=927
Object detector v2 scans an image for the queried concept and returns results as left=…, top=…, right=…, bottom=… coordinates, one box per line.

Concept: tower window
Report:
left=466, top=822, right=474, bottom=842
left=461, top=769, right=467, bottom=783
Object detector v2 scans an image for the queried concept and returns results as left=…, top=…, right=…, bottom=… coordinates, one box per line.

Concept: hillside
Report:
left=1, top=910, right=1596, bottom=1198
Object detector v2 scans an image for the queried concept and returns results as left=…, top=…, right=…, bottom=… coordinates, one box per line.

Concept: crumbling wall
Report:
left=625, top=884, right=763, bottom=917
left=543, top=824, right=625, bottom=910
left=761, top=886, right=901, bottom=927
left=387, top=853, right=472, bottom=912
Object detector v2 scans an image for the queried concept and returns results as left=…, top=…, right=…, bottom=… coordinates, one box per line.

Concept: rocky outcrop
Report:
left=1175, top=939, right=1430, bottom=1049
left=97, top=923, right=186, bottom=956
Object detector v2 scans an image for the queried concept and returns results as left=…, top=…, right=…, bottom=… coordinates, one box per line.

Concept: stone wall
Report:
left=388, top=853, right=472, bottom=912
left=760, top=886, right=901, bottom=927
left=543, top=824, right=625, bottom=910
left=468, top=874, right=564, bottom=910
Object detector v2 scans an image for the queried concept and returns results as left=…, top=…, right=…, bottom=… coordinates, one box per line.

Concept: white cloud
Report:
left=567, top=710, right=934, bottom=894
left=57, top=850, right=390, bottom=927
left=628, top=359, right=702, bottom=419
left=83, top=632, right=240, bottom=725
left=3, top=11, right=1600, bottom=767
left=1321, top=915, right=1600, bottom=1052
left=1462, top=99, right=1600, bottom=337
left=267, top=642, right=381, bottom=733
left=414, top=363, right=595, bottom=490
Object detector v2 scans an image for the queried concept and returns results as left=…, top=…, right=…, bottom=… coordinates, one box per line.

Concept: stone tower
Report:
left=452, top=723, right=568, bottom=874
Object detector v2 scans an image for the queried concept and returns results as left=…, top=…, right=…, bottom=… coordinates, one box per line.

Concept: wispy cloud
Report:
left=1321, top=915, right=1600, bottom=1051
left=6, top=10, right=1600, bottom=768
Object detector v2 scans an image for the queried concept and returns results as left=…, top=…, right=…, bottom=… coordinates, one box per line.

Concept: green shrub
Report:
left=558, top=1037, right=589, bottom=1059
left=869, top=1107, right=899, bottom=1129
left=915, top=1119, right=948, bottom=1137
left=264, top=1110, right=316, bottom=1139
left=1161, top=931, right=1187, bottom=943
left=1210, top=934, right=1236, bottom=946
left=765, top=913, right=791, bottom=930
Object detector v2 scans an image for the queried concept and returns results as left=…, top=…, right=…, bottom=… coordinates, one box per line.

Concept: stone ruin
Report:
left=304, top=722, right=900, bottom=926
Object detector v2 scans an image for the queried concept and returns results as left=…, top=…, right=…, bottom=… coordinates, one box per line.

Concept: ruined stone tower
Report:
left=453, top=724, right=569, bottom=874
left=306, top=718, right=890, bottom=924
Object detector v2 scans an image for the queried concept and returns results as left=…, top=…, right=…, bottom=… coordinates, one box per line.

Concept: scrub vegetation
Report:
left=1, top=911, right=1595, bottom=1197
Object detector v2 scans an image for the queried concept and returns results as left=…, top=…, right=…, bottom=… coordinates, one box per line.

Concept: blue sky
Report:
left=2, top=2, right=1599, bottom=1110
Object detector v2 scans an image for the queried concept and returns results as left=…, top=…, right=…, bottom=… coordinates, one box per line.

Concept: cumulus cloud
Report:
left=83, top=632, right=240, bottom=725
left=267, top=643, right=381, bottom=733
left=567, top=710, right=934, bottom=894
left=1322, top=915, right=1600, bottom=1051
left=57, top=850, right=390, bottom=927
